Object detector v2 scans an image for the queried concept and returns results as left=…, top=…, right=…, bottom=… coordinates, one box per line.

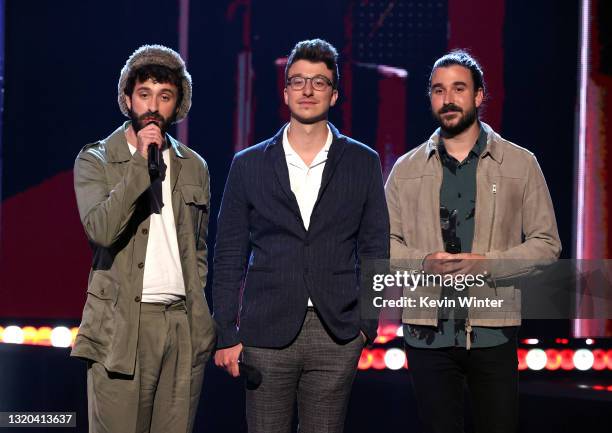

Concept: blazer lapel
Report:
left=314, top=123, right=347, bottom=206
left=267, top=126, right=303, bottom=223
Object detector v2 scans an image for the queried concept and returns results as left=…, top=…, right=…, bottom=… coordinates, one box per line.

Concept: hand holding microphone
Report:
left=239, top=361, right=263, bottom=390
left=214, top=343, right=262, bottom=389
left=135, top=121, right=163, bottom=175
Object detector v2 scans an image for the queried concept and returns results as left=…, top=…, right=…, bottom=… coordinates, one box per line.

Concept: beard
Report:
left=129, top=109, right=174, bottom=135
left=433, top=102, right=478, bottom=137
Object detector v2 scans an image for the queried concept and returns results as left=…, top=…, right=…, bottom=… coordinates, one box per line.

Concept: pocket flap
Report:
left=181, top=184, right=208, bottom=208
left=87, top=272, right=117, bottom=300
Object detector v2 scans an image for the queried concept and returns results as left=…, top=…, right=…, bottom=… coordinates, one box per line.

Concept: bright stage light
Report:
left=2, top=326, right=24, bottom=344
left=573, top=349, right=594, bottom=371
left=50, top=326, right=73, bottom=348
left=526, top=349, right=547, bottom=371
left=384, top=348, right=406, bottom=370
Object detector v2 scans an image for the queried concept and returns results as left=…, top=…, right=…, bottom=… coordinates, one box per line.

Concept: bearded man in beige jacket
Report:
left=385, top=50, right=561, bottom=433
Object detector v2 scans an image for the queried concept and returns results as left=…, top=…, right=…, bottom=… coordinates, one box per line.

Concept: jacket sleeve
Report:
left=74, top=147, right=150, bottom=248
left=385, top=163, right=433, bottom=266
left=485, top=155, right=562, bottom=278
left=196, top=161, right=211, bottom=289
left=357, top=154, right=390, bottom=343
left=212, top=155, right=251, bottom=349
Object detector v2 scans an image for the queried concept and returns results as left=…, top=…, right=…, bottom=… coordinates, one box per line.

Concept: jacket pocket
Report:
left=181, top=184, right=209, bottom=239
left=87, top=272, right=119, bottom=303
left=79, top=277, right=118, bottom=346
left=333, top=268, right=356, bottom=275
left=247, top=266, right=273, bottom=273
left=181, top=184, right=208, bottom=207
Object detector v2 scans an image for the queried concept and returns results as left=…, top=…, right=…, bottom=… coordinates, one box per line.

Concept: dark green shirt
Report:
left=405, top=125, right=517, bottom=348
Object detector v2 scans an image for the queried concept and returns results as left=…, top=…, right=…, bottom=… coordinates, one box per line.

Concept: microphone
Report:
left=146, top=120, right=161, bottom=176
left=148, top=144, right=160, bottom=176
left=239, top=362, right=262, bottom=390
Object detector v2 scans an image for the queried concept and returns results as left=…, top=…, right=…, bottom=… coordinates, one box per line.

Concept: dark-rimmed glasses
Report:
left=286, top=75, right=333, bottom=91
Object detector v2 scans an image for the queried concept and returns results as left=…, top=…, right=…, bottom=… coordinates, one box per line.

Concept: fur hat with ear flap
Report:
left=117, top=44, right=192, bottom=123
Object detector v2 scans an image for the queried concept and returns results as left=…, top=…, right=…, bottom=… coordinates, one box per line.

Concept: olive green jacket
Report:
left=385, top=122, right=562, bottom=328
left=70, top=123, right=215, bottom=375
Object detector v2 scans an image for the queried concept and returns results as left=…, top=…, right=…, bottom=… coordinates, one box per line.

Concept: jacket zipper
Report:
left=488, top=182, right=497, bottom=251
left=489, top=183, right=498, bottom=295
left=465, top=320, right=472, bottom=350
left=466, top=182, right=498, bottom=349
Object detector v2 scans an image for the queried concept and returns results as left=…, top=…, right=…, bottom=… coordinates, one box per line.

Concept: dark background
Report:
left=0, top=0, right=577, bottom=329
left=2, top=1, right=610, bottom=432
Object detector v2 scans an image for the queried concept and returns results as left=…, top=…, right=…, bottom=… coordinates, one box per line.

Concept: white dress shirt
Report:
left=282, top=124, right=333, bottom=307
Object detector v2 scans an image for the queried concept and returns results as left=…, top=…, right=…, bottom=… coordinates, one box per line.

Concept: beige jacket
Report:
left=385, top=122, right=561, bottom=330
left=70, top=123, right=215, bottom=375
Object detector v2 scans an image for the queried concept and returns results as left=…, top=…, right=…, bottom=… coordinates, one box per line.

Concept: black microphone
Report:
left=145, top=120, right=161, bottom=176
left=148, top=144, right=160, bottom=176
left=239, top=362, right=262, bottom=390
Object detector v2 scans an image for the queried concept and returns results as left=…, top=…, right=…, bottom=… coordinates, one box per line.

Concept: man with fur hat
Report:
left=71, top=44, right=215, bottom=433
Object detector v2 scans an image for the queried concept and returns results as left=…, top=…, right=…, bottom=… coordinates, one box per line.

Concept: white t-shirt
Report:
left=127, top=142, right=185, bottom=303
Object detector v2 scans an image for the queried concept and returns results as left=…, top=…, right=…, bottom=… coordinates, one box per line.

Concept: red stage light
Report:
left=560, top=349, right=575, bottom=370
left=517, top=348, right=528, bottom=370
left=545, top=349, right=562, bottom=370
left=370, top=348, right=387, bottom=370
left=374, top=335, right=391, bottom=344
left=358, top=349, right=373, bottom=370
left=592, top=349, right=607, bottom=370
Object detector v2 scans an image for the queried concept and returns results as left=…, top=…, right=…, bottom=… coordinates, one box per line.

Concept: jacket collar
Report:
left=425, top=121, right=503, bottom=164
left=105, top=121, right=190, bottom=162
left=266, top=121, right=347, bottom=229
left=265, top=121, right=344, bottom=150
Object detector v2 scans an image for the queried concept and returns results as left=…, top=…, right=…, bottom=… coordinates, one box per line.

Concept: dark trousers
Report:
left=242, top=310, right=363, bottom=433
left=406, top=338, right=518, bottom=433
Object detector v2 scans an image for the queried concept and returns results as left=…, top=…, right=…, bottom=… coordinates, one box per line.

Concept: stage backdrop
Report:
left=2, top=0, right=604, bottom=339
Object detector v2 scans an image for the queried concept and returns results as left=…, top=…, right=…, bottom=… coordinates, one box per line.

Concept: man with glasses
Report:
left=213, top=38, right=389, bottom=433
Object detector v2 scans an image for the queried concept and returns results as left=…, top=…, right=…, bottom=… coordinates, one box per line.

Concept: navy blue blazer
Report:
left=212, top=123, right=390, bottom=349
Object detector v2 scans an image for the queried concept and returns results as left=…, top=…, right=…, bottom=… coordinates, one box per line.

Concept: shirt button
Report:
left=142, top=228, right=148, bottom=235
left=134, top=296, right=141, bottom=302
left=138, top=262, right=144, bottom=269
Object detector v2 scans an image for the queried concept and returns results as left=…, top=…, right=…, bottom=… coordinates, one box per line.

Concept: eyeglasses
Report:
left=286, top=75, right=333, bottom=91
